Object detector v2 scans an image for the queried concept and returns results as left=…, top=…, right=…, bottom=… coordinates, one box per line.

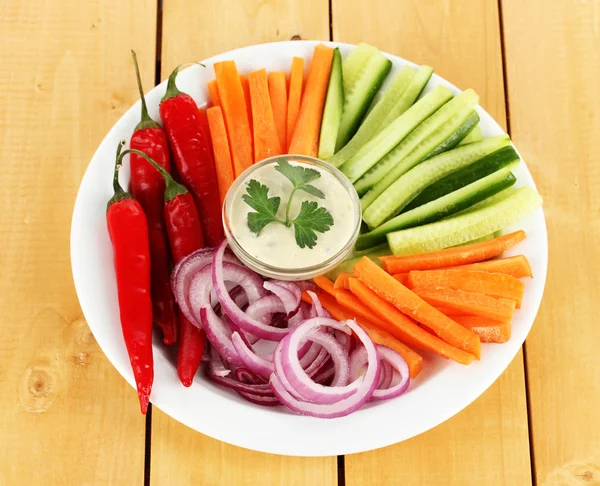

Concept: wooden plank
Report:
left=151, top=2, right=336, bottom=484
left=0, top=0, right=156, bottom=484
left=332, top=1, right=532, bottom=484
left=502, top=0, right=600, bottom=483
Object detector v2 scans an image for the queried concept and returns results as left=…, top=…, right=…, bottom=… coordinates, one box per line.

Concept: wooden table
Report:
left=2, top=0, right=599, bottom=484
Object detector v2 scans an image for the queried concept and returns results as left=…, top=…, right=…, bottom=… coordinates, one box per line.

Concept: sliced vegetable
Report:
left=207, top=106, right=234, bottom=204
left=453, top=255, right=532, bottom=279
left=318, top=48, right=344, bottom=159
left=325, top=244, right=389, bottom=281
left=354, top=257, right=481, bottom=358
left=380, top=230, right=526, bottom=273
left=342, top=43, right=377, bottom=94
left=288, top=44, right=335, bottom=157
left=334, top=272, right=354, bottom=290
left=386, top=186, right=542, bottom=255
left=287, top=56, right=305, bottom=150
left=268, top=71, right=288, bottom=154
left=249, top=69, right=283, bottom=161
left=458, top=124, right=483, bottom=145
left=362, top=135, right=509, bottom=228
left=393, top=273, right=410, bottom=286
left=412, top=286, right=516, bottom=323
left=240, top=74, right=253, bottom=143
left=207, top=79, right=221, bottom=107
left=453, top=315, right=511, bottom=343
left=340, top=85, right=453, bottom=183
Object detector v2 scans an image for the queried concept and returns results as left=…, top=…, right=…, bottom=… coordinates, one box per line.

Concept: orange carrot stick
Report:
left=347, top=278, right=474, bottom=365
left=214, top=61, right=253, bottom=177
left=288, top=45, right=334, bottom=157
left=408, top=269, right=525, bottom=308
left=411, top=287, right=516, bottom=324
left=239, top=75, right=253, bottom=148
left=207, top=80, right=221, bottom=107
left=393, top=273, right=410, bottom=286
left=446, top=255, right=532, bottom=279
left=334, top=272, right=355, bottom=290
left=287, top=56, right=304, bottom=150
left=313, top=275, right=336, bottom=295
left=268, top=72, right=288, bottom=153
left=206, top=106, right=234, bottom=205
left=380, top=230, right=526, bottom=274
left=453, top=315, right=511, bottom=343
left=248, top=69, right=283, bottom=162
left=433, top=306, right=467, bottom=317
left=302, top=290, right=423, bottom=378
left=354, top=257, right=481, bottom=358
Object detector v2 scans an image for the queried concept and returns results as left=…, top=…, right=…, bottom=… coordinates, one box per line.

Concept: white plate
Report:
left=71, top=41, right=547, bottom=456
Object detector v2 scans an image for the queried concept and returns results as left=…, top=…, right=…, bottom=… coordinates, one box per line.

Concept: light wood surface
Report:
left=150, top=1, right=337, bottom=485
left=333, top=1, right=531, bottom=484
left=502, top=0, right=600, bottom=484
left=0, top=0, right=157, bottom=484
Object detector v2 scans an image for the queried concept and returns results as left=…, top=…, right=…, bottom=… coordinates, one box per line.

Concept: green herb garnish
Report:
left=243, top=159, right=334, bottom=249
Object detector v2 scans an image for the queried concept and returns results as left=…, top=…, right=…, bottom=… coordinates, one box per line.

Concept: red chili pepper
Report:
left=129, top=50, right=178, bottom=345
left=122, top=148, right=206, bottom=387
left=107, top=142, right=153, bottom=414
left=159, top=65, right=223, bottom=246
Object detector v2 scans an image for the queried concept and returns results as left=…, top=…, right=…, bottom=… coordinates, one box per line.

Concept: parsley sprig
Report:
left=242, top=160, right=334, bottom=249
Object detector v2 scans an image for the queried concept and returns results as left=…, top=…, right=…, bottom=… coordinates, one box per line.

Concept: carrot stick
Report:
left=287, top=56, right=304, bottom=150
left=380, top=230, right=526, bottom=274
left=434, top=306, right=467, bottom=317
left=239, top=75, right=254, bottom=148
left=207, top=80, right=221, bottom=107
left=446, top=255, right=532, bottom=279
left=248, top=69, right=283, bottom=162
left=206, top=106, right=235, bottom=205
left=347, top=278, right=474, bottom=364
left=313, top=275, right=336, bottom=295
left=214, top=61, right=253, bottom=177
left=408, top=269, right=525, bottom=308
left=354, top=257, right=481, bottom=359
left=288, top=44, right=334, bottom=157
left=453, top=315, right=511, bottom=344
left=268, top=72, right=288, bottom=153
left=302, top=289, right=423, bottom=378
left=393, top=273, right=410, bottom=286
left=412, top=287, right=516, bottom=324
left=334, top=272, right=354, bottom=290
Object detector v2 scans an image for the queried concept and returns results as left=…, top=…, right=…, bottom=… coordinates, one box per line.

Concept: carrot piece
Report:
left=408, top=269, right=525, bottom=308
left=239, top=75, right=254, bottom=149
left=288, top=44, right=334, bottom=157
left=434, top=306, right=467, bottom=317
left=206, top=106, right=235, bottom=205
left=354, top=257, right=481, bottom=359
left=287, top=57, right=305, bottom=150
left=453, top=315, right=511, bottom=344
left=268, top=72, right=288, bottom=153
left=393, top=273, right=410, bottom=286
left=347, top=278, right=474, bottom=365
left=302, top=290, right=423, bottom=378
left=334, top=272, right=354, bottom=290
left=380, top=230, right=527, bottom=274
left=214, top=61, right=253, bottom=177
left=313, top=275, right=336, bottom=295
left=448, top=255, right=532, bottom=279
left=248, top=69, right=283, bottom=162
left=412, top=287, right=516, bottom=324
left=207, top=80, right=221, bottom=107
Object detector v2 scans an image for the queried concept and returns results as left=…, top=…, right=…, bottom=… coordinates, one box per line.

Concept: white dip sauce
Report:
left=229, top=162, right=356, bottom=269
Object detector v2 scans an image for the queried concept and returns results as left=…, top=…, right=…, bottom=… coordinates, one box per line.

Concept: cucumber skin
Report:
left=327, top=65, right=416, bottom=168
left=318, top=48, right=344, bottom=159
left=458, top=124, right=483, bottom=146
left=335, top=53, right=392, bottom=151
left=387, top=185, right=542, bottom=256
left=404, top=145, right=521, bottom=211
left=355, top=169, right=516, bottom=251
left=343, top=43, right=377, bottom=95
left=423, top=110, right=480, bottom=160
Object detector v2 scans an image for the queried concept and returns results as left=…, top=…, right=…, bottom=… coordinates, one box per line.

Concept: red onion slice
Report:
left=264, top=281, right=300, bottom=316
left=307, top=291, right=332, bottom=318
left=234, top=367, right=267, bottom=385
left=245, top=295, right=286, bottom=324
left=231, top=331, right=274, bottom=379
left=212, top=240, right=290, bottom=341
left=237, top=391, right=279, bottom=406
left=201, top=307, right=244, bottom=367
left=206, top=362, right=274, bottom=397
left=270, top=319, right=381, bottom=418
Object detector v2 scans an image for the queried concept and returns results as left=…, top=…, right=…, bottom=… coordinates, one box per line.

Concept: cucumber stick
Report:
left=387, top=185, right=542, bottom=256
left=362, top=135, right=510, bottom=229
left=343, top=43, right=378, bottom=95
left=355, top=168, right=516, bottom=250
left=355, top=89, right=479, bottom=196
left=458, top=124, right=483, bottom=145
left=335, top=51, right=392, bottom=151
left=456, top=233, right=494, bottom=246
left=327, top=65, right=416, bottom=167
left=404, top=145, right=521, bottom=211
left=318, top=48, right=344, bottom=159
left=340, top=85, right=453, bottom=182
left=455, top=185, right=520, bottom=216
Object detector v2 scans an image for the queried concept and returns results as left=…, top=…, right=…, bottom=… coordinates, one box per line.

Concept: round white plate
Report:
left=71, top=41, right=547, bottom=456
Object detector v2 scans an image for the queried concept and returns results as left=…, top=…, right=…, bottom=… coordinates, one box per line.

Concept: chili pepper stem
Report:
left=131, top=50, right=160, bottom=131
left=161, top=62, right=207, bottom=103
left=120, top=147, right=187, bottom=202
left=108, top=141, right=131, bottom=208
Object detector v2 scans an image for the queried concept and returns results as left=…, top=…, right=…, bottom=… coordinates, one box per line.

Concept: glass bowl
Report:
left=222, top=154, right=361, bottom=280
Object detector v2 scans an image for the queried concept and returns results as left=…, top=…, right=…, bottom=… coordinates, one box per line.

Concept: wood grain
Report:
left=0, top=0, right=157, bottom=484
left=502, top=0, right=600, bottom=484
left=151, top=2, right=336, bottom=484
left=332, top=1, right=532, bottom=484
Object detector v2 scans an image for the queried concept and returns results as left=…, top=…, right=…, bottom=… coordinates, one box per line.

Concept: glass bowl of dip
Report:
left=223, top=154, right=362, bottom=280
